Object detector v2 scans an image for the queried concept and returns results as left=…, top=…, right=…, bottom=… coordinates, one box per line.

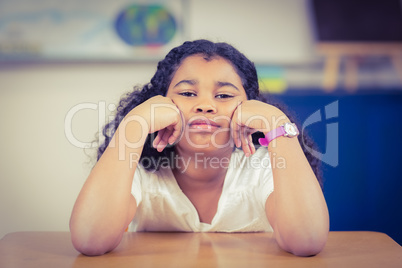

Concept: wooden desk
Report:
left=0, top=231, right=401, bottom=267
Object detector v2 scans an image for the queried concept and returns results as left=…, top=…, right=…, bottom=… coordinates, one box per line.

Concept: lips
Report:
left=188, top=118, right=220, bottom=131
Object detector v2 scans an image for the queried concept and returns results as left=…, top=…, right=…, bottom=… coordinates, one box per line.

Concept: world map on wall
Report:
left=115, top=5, right=177, bottom=47
left=0, top=0, right=182, bottom=60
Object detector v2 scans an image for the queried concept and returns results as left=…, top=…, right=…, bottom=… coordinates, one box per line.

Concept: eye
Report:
left=216, top=94, right=234, bottom=99
left=179, top=91, right=196, bottom=97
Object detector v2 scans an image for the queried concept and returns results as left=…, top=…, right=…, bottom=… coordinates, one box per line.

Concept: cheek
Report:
left=173, top=100, right=188, bottom=113
left=166, top=92, right=183, bottom=107
left=165, top=89, right=174, bottom=100
left=170, top=99, right=190, bottom=121
left=225, top=101, right=243, bottom=115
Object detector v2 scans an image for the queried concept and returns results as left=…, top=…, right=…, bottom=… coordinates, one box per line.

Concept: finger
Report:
left=155, top=138, right=167, bottom=152
left=153, top=129, right=166, bottom=151
left=248, top=133, right=255, bottom=155
left=168, top=111, right=184, bottom=145
left=231, top=121, right=242, bottom=148
left=231, top=123, right=238, bottom=148
left=243, top=129, right=256, bottom=156
left=240, top=126, right=252, bottom=157
left=244, top=127, right=257, bottom=155
left=153, top=130, right=163, bottom=148
left=154, top=128, right=172, bottom=152
left=237, top=123, right=243, bottom=148
left=230, top=106, right=242, bottom=148
left=230, top=116, right=237, bottom=147
left=157, top=128, right=173, bottom=152
left=168, top=125, right=181, bottom=145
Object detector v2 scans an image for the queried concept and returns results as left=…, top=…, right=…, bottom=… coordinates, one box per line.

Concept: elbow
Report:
left=287, top=237, right=327, bottom=257
left=71, top=232, right=115, bottom=256
left=73, top=245, right=108, bottom=256
left=70, top=225, right=122, bottom=256
left=276, top=227, right=329, bottom=257
left=71, top=238, right=112, bottom=256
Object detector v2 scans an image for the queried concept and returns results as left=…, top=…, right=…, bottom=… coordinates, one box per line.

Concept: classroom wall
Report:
left=0, top=63, right=155, bottom=237
left=0, top=0, right=315, bottom=239
left=1, top=0, right=401, bottom=246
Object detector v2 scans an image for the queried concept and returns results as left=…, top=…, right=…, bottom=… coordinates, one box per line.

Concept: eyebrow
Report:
left=173, top=79, right=239, bottom=91
left=217, top=81, right=239, bottom=91
left=173, top=79, right=197, bottom=88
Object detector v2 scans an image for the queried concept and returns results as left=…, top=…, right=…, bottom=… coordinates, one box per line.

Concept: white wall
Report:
left=0, top=0, right=314, bottom=238
left=188, top=0, right=316, bottom=64
left=0, top=63, right=156, bottom=238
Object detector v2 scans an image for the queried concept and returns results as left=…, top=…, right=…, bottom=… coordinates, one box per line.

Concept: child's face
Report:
left=166, top=55, right=248, bottom=153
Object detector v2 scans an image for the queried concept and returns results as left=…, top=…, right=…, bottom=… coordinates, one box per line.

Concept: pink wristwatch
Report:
left=258, top=122, right=299, bottom=147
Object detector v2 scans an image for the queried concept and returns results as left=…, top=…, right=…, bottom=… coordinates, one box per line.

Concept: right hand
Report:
left=126, top=95, right=183, bottom=152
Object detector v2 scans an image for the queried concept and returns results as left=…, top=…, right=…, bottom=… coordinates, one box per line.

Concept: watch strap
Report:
left=258, top=122, right=299, bottom=147
left=258, top=126, right=286, bottom=147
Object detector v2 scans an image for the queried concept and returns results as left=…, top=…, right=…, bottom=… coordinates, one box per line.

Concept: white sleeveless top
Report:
left=128, top=147, right=274, bottom=232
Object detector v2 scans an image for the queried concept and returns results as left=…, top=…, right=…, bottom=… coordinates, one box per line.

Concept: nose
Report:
left=194, top=99, right=216, bottom=114
left=196, top=106, right=216, bottom=113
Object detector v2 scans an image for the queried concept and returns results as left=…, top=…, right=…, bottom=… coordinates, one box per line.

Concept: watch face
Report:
left=284, top=123, right=299, bottom=137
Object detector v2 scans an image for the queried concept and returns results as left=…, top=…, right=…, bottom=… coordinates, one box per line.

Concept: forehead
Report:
left=171, top=55, right=243, bottom=83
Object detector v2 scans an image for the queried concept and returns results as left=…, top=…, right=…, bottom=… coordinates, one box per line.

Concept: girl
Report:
left=70, top=40, right=329, bottom=257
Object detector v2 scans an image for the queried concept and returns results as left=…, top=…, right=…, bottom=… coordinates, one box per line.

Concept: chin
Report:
left=176, top=134, right=233, bottom=154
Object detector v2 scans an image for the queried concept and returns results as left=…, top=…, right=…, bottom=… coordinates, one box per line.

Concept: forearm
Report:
left=70, top=121, right=146, bottom=255
left=268, top=138, right=329, bottom=256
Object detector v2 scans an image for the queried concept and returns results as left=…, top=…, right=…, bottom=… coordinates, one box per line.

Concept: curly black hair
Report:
left=97, top=39, right=323, bottom=187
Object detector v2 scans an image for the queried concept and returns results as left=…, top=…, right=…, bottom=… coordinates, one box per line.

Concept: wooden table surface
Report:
left=0, top=231, right=401, bottom=267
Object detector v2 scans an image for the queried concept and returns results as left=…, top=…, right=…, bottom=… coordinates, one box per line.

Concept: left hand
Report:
left=230, top=100, right=288, bottom=156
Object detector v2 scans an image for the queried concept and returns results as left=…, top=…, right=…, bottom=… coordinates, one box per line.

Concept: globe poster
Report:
left=0, top=0, right=185, bottom=61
